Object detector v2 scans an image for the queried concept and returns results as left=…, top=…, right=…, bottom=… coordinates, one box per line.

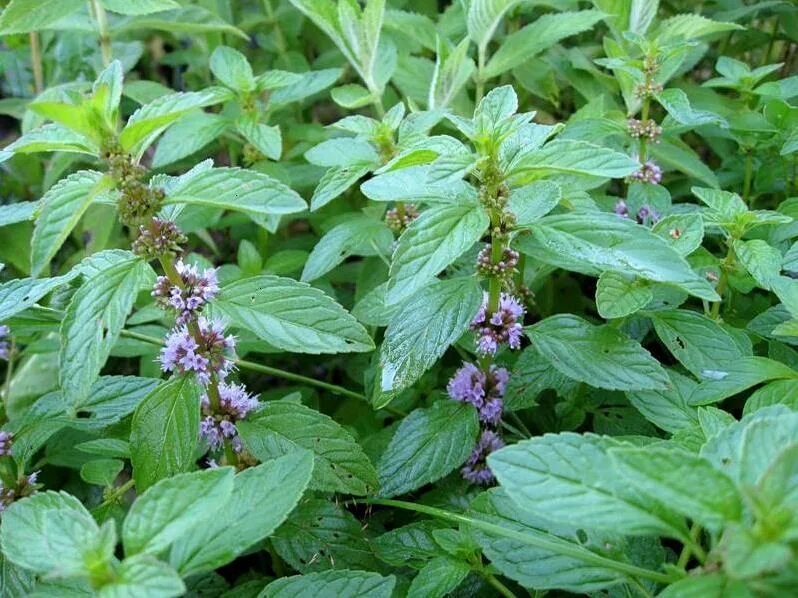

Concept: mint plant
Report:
left=1, top=0, right=798, bottom=596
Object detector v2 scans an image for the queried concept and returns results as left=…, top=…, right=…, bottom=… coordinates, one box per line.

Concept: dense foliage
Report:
left=1, top=0, right=798, bottom=596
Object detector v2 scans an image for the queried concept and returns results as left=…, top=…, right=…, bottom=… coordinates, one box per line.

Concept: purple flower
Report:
left=636, top=204, right=660, bottom=225
left=614, top=200, right=629, bottom=218
left=471, top=293, right=524, bottom=356
left=0, top=431, right=13, bottom=457
left=152, top=260, right=219, bottom=324
left=0, top=325, right=9, bottom=361
left=199, top=382, right=259, bottom=453
left=629, top=160, right=663, bottom=185
left=159, top=317, right=235, bottom=385
left=461, top=430, right=505, bottom=485
left=447, top=363, right=507, bottom=424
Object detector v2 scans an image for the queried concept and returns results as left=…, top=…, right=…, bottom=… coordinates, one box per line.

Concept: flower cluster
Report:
left=0, top=431, right=12, bottom=457
left=152, top=260, right=219, bottom=324
left=159, top=317, right=235, bottom=385
left=614, top=200, right=661, bottom=225
left=461, top=430, right=505, bottom=485
left=0, top=472, right=39, bottom=513
left=448, top=363, right=508, bottom=425
left=106, top=146, right=165, bottom=226
left=132, top=218, right=187, bottom=260
left=471, top=293, right=524, bottom=356
left=627, top=118, right=662, bottom=142
left=629, top=160, right=663, bottom=185
left=385, top=203, right=419, bottom=233
left=200, top=382, right=259, bottom=453
left=0, top=325, right=9, bottom=360
left=476, top=246, right=519, bottom=280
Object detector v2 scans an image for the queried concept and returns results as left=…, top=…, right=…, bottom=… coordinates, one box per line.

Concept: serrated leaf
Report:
left=238, top=402, right=377, bottom=495
left=119, top=89, right=231, bottom=157
left=526, top=315, right=669, bottom=391
left=236, top=118, right=282, bottom=161
left=262, top=570, right=396, bottom=598
left=488, top=433, right=688, bottom=538
left=656, top=88, right=727, bottom=127
left=387, top=203, right=488, bottom=304
left=210, top=46, right=255, bottom=92
left=0, top=272, right=78, bottom=321
left=508, top=140, right=639, bottom=180
left=272, top=499, right=378, bottom=572
left=407, top=556, right=469, bottom=598
left=0, top=124, right=99, bottom=161
left=380, top=276, right=482, bottom=397
left=377, top=401, right=479, bottom=497
left=0, top=0, right=83, bottom=34
left=165, top=167, right=306, bottom=218
left=99, top=554, right=184, bottom=598
left=215, top=275, right=374, bottom=354
left=59, top=256, right=154, bottom=407
left=595, top=272, right=653, bottom=319
left=485, top=10, right=605, bottom=78
left=516, top=212, right=719, bottom=301
left=30, top=170, right=109, bottom=277
left=152, top=112, right=228, bottom=168
left=129, top=376, right=201, bottom=492
left=117, top=6, right=247, bottom=38
left=311, top=164, right=373, bottom=211
left=169, top=451, right=313, bottom=576
left=469, top=489, right=625, bottom=592
left=610, top=447, right=742, bottom=530
left=123, top=467, right=234, bottom=556
left=467, top=0, right=520, bottom=52
left=102, top=0, right=180, bottom=14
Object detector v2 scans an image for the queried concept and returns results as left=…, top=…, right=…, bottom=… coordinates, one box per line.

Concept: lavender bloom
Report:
left=636, top=204, right=660, bottom=225
left=461, top=430, right=505, bottom=485
left=0, top=431, right=13, bottom=457
left=199, top=382, right=259, bottom=453
left=471, top=293, right=525, bottom=355
left=0, top=325, right=9, bottom=361
left=159, top=317, right=235, bottom=385
left=152, top=260, right=219, bottom=324
left=447, top=363, right=508, bottom=424
left=614, top=200, right=629, bottom=218
left=629, top=160, right=663, bottom=185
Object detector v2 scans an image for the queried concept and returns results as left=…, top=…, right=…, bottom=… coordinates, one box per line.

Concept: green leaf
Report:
left=272, top=498, right=378, bottom=572
left=656, top=89, right=727, bottom=127
left=102, top=0, right=181, bottom=15
left=152, top=112, right=228, bottom=168
left=129, top=376, right=201, bottom=492
left=169, top=451, right=313, bottom=576
left=305, top=138, right=379, bottom=168
left=117, top=6, right=247, bottom=39
left=526, top=315, right=669, bottom=391
left=377, top=401, right=479, bottom=497
left=238, top=402, right=377, bottom=495
left=654, top=14, right=742, bottom=44
left=488, top=433, right=688, bottom=538
left=80, top=459, right=123, bottom=487
left=407, top=556, right=469, bottom=598
left=627, top=371, right=699, bottom=434
left=650, top=138, right=718, bottom=188
left=210, top=46, right=256, bottom=92
left=215, top=275, right=373, bottom=354
left=311, top=164, right=373, bottom=211
left=0, top=201, right=38, bottom=228
left=0, top=0, right=83, bottom=34
left=652, top=213, right=704, bottom=256
left=687, top=357, right=797, bottom=406
left=515, top=213, right=719, bottom=301
left=387, top=203, right=488, bottom=304
left=0, top=272, right=78, bottom=321
left=508, top=181, right=561, bottom=227
left=469, top=489, right=624, bottom=592
left=651, top=310, right=749, bottom=377
left=0, top=491, right=110, bottom=576
left=379, top=277, right=482, bottom=397
left=484, top=10, right=605, bottom=78
left=0, top=124, right=99, bottom=162
left=508, top=140, right=640, bottom=180
left=610, top=446, right=743, bottom=530
left=429, top=37, right=475, bottom=110
left=268, top=68, right=342, bottom=108
left=165, top=167, right=306, bottom=219
left=261, top=570, right=396, bottom=598
left=99, top=554, right=184, bottom=598
left=374, top=521, right=447, bottom=568
left=595, top=272, right=653, bottom=319
left=301, top=217, right=392, bottom=282
left=30, top=170, right=110, bottom=277
left=59, top=255, right=154, bottom=407
left=467, top=0, right=520, bottom=53
left=657, top=574, right=753, bottom=598
left=119, top=89, right=231, bottom=157
left=123, top=467, right=234, bottom=556
left=236, top=117, right=282, bottom=161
